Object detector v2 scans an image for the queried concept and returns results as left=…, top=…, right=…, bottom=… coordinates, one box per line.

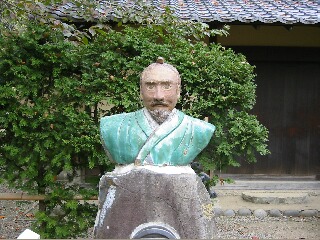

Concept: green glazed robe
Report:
left=100, top=108, right=215, bottom=166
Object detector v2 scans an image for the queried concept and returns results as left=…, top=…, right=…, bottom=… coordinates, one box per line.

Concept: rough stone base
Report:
left=94, top=164, right=216, bottom=239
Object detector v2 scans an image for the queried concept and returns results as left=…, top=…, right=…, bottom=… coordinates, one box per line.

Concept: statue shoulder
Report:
left=178, top=111, right=216, bottom=134
left=100, top=110, right=140, bottom=128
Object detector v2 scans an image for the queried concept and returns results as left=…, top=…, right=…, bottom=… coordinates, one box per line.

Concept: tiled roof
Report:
left=50, top=0, right=320, bottom=24
left=169, top=0, right=320, bottom=24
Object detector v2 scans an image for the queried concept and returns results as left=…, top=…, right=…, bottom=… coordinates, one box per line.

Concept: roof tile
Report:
left=51, top=0, right=319, bottom=24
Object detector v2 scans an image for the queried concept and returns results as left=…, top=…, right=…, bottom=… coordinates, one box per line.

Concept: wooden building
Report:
left=218, top=25, right=320, bottom=175
left=207, top=1, right=320, bottom=175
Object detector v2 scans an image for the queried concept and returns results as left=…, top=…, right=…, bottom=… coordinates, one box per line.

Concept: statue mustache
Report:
left=151, top=100, right=169, bottom=106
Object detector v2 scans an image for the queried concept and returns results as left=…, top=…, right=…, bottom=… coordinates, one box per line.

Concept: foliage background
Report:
left=0, top=0, right=269, bottom=238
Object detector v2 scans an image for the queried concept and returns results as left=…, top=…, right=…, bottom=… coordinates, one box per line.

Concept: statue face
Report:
left=140, top=66, right=180, bottom=112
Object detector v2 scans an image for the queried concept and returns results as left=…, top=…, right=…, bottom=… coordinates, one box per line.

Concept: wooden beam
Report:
left=0, top=193, right=98, bottom=200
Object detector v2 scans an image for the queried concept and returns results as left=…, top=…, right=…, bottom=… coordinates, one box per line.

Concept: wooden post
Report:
left=204, top=116, right=214, bottom=178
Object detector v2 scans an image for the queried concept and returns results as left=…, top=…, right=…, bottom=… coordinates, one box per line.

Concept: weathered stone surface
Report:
left=238, top=208, right=252, bottom=216
left=253, top=209, right=267, bottom=219
left=283, top=210, right=301, bottom=217
left=94, top=165, right=216, bottom=239
left=269, top=209, right=282, bottom=217
left=242, top=191, right=309, bottom=204
left=300, top=209, right=318, bottom=217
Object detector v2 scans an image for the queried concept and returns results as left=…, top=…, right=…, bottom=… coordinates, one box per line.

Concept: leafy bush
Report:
left=0, top=22, right=106, bottom=238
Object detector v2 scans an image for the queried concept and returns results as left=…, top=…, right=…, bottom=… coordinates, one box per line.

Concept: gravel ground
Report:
left=1, top=184, right=319, bottom=239
left=0, top=184, right=35, bottom=239
left=215, top=216, right=320, bottom=239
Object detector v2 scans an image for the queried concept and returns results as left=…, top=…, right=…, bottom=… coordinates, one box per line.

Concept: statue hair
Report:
left=140, top=58, right=181, bottom=85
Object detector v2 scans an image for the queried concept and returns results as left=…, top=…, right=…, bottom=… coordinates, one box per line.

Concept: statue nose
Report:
left=154, top=87, right=165, bottom=100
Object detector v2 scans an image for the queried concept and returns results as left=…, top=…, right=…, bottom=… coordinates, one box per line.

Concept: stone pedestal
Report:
left=94, top=164, right=216, bottom=239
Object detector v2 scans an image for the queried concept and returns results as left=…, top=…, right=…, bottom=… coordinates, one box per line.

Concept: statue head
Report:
left=140, top=57, right=181, bottom=123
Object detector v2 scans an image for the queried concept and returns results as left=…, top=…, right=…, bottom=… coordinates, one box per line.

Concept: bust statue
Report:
left=100, top=57, right=215, bottom=166
left=95, top=58, right=217, bottom=239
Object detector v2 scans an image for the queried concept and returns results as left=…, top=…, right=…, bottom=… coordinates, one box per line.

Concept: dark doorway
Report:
left=226, top=47, right=320, bottom=175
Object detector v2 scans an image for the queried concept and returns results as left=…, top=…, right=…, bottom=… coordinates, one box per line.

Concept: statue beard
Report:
left=148, top=109, right=171, bottom=124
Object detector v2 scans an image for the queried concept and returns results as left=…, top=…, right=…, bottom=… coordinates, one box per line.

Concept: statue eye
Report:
left=162, top=83, right=172, bottom=90
left=146, top=84, right=155, bottom=91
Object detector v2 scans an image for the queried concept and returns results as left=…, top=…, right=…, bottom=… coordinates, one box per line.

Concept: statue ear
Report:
left=177, top=85, right=181, bottom=99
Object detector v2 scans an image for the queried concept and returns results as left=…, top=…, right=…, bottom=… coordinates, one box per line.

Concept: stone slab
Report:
left=242, top=191, right=309, bottom=204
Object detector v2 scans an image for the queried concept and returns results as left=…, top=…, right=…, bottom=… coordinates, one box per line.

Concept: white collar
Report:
left=142, top=108, right=177, bottom=130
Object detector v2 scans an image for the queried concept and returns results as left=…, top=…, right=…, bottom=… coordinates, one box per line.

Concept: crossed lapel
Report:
left=135, top=109, right=185, bottom=164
